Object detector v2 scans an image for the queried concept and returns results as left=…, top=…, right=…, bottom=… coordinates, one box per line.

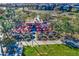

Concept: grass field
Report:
left=22, top=44, right=79, bottom=56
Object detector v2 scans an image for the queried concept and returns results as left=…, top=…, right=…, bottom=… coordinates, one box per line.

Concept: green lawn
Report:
left=22, top=44, right=79, bottom=56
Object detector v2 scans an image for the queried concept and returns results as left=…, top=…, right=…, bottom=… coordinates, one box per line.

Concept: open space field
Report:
left=23, top=44, right=79, bottom=56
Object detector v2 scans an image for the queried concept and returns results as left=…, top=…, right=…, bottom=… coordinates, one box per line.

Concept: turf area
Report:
left=22, top=44, right=79, bottom=56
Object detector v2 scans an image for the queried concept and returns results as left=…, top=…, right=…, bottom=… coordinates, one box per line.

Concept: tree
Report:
left=2, top=20, right=13, bottom=32
left=70, top=16, right=79, bottom=33
left=53, top=16, right=74, bottom=33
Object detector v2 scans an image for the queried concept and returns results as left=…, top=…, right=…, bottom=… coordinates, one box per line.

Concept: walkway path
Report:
left=22, top=40, right=63, bottom=46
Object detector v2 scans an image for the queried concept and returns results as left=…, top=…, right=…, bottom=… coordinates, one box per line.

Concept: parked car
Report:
left=58, top=4, right=72, bottom=12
